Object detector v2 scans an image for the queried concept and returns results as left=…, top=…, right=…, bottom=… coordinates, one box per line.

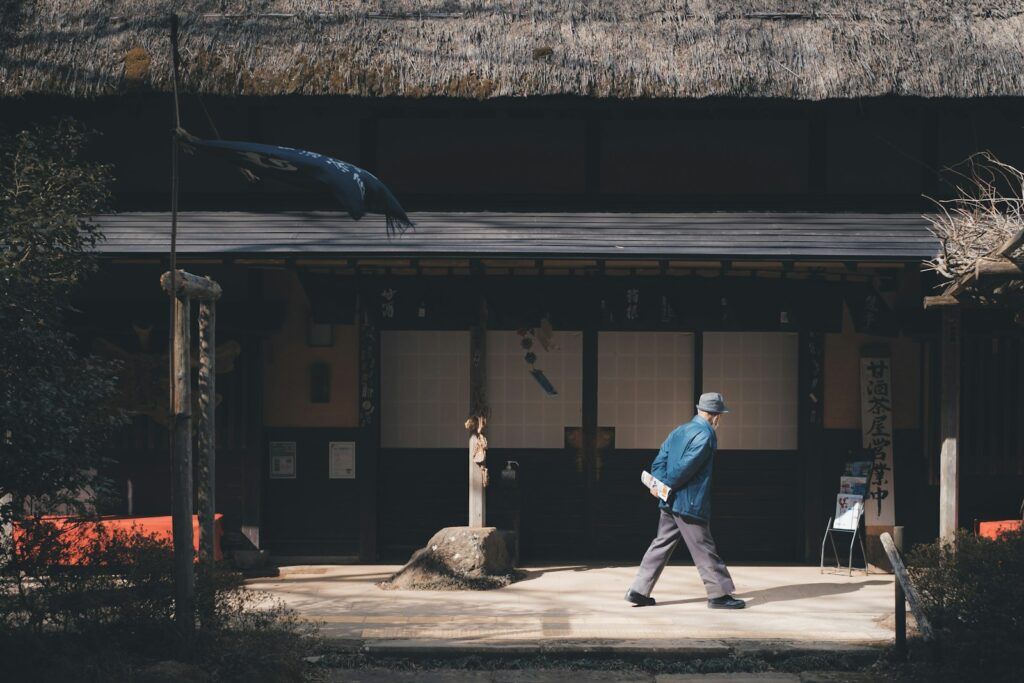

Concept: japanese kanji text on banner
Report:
left=860, top=354, right=895, bottom=526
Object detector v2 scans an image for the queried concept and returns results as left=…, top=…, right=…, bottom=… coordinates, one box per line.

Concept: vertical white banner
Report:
left=860, top=354, right=895, bottom=526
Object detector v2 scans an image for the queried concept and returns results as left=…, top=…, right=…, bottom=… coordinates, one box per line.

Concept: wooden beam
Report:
left=232, top=258, right=286, bottom=266
left=976, top=257, right=1024, bottom=279
left=161, top=270, right=223, bottom=301
left=941, top=269, right=975, bottom=299
left=995, top=227, right=1024, bottom=257
left=939, top=307, right=961, bottom=542
left=934, top=229, right=1024, bottom=307
left=923, top=295, right=961, bottom=308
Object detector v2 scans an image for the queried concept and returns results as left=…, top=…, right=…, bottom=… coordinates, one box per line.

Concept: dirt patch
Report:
left=378, top=551, right=522, bottom=591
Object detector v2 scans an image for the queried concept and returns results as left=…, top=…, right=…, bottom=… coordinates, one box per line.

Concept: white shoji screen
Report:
left=702, top=332, right=798, bottom=451
left=380, top=331, right=470, bottom=448
left=598, top=332, right=696, bottom=450
left=485, top=330, right=582, bottom=449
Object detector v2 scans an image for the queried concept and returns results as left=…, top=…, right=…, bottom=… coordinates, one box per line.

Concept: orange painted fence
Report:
left=12, top=514, right=223, bottom=564
left=977, top=519, right=1023, bottom=540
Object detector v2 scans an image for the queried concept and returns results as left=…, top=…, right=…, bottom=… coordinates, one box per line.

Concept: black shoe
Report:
left=624, top=589, right=656, bottom=607
left=708, top=594, right=746, bottom=609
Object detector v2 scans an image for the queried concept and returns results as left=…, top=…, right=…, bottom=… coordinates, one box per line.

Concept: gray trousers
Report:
left=630, top=509, right=736, bottom=600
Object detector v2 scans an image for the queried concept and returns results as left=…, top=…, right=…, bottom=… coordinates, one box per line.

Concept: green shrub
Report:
left=0, top=518, right=316, bottom=682
left=906, top=528, right=1024, bottom=678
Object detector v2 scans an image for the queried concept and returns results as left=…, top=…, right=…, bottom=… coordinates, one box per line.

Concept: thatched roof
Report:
left=3, top=1, right=1024, bottom=100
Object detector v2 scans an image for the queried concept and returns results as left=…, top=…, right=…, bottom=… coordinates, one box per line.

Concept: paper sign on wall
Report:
left=269, top=441, right=297, bottom=479
left=329, top=441, right=356, bottom=479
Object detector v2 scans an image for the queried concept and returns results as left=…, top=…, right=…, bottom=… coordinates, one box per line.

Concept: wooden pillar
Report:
left=357, top=310, right=380, bottom=562
left=469, top=295, right=488, bottom=527
left=800, top=330, right=826, bottom=562
left=197, top=299, right=216, bottom=619
left=242, top=270, right=264, bottom=552
left=582, top=324, right=599, bottom=545
left=939, top=306, right=961, bottom=542
left=171, top=293, right=194, bottom=640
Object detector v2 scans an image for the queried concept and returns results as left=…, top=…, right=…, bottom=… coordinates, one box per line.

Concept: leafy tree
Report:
left=0, top=118, right=124, bottom=525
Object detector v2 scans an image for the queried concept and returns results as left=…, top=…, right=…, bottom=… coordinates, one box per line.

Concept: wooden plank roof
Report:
left=93, top=212, right=939, bottom=262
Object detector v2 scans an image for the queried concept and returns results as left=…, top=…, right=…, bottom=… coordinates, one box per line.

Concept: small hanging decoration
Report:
left=660, top=295, right=676, bottom=324
left=529, top=368, right=558, bottom=396
left=380, top=288, right=397, bottom=319
left=625, top=288, right=640, bottom=320
left=720, top=296, right=735, bottom=325
left=516, top=317, right=558, bottom=396
left=600, top=299, right=614, bottom=324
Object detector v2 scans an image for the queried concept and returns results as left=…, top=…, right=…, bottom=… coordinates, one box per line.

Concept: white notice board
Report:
left=833, top=494, right=864, bottom=531
left=269, top=441, right=297, bottom=479
left=329, top=441, right=356, bottom=479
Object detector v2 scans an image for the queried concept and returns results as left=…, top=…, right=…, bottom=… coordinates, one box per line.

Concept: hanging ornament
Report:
left=380, top=288, right=397, bottom=319
left=517, top=325, right=558, bottom=396
left=626, top=288, right=640, bottom=320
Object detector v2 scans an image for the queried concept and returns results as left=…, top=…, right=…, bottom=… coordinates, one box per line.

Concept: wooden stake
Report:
left=171, top=293, right=194, bottom=640
left=880, top=531, right=935, bottom=643
left=197, top=300, right=216, bottom=622
left=893, top=526, right=907, bottom=659
left=939, top=307, right=961, bottom=542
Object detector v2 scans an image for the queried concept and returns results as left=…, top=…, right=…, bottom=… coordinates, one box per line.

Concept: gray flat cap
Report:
left=696, top=392, right=729, bottom=414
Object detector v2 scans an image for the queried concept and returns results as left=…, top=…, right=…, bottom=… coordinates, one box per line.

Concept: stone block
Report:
left=381, top=526, right=517, bottom=590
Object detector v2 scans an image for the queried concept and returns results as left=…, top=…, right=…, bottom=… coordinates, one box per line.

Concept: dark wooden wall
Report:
left=376, top=447, right=804, bottom=563
left=5, top=96, right=1024, bottom=214
left=957, top=332, right=1024, bottom=528
left=261, top=427, right=366, bottom=557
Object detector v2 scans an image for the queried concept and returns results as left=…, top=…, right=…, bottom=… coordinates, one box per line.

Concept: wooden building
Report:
left=3, top=2, right=1023, bottom=563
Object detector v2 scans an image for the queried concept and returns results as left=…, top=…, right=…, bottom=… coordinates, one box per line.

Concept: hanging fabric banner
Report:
left=860, top=350, right=896, bottom=526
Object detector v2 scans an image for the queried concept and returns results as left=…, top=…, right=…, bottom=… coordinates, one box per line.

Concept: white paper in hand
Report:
left=641, top=471, right=671, bottom=502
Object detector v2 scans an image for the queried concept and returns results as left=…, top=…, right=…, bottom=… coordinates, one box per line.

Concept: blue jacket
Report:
left=649, top=415, right=717, bottom=523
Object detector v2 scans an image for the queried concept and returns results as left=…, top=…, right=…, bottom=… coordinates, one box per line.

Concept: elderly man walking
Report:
left=625, top=392, right=746, bottom=610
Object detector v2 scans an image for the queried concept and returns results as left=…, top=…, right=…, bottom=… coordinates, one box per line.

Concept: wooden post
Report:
left=582, top=324, right=598, bottom=545
left=880, top=531, right=935, bottom=644
left=893, top=526, right=907, bottom=659
left=197, top=299, right=216, bottom=622
left=171, top=293, right=194, bottom=641
left=357, top=311, right=379, bottom=562
left=801, top=330, right=826, bottom=562
left=468, top=434, right=486, bottom=528
left=468, top=295, right=488, bottom=527
left=939, top=307, right=961, bottom=542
